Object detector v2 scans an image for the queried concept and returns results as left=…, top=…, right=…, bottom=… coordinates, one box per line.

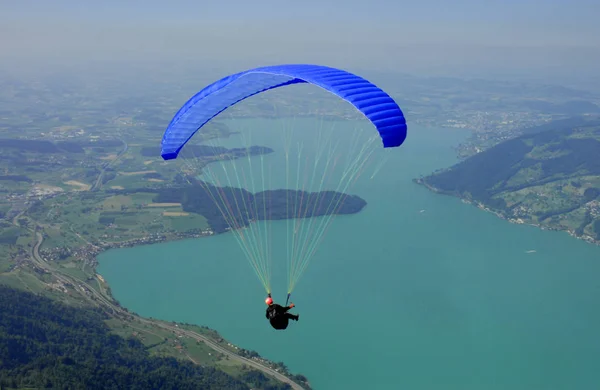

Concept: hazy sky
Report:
left=2, top=0, right=599, bottom=83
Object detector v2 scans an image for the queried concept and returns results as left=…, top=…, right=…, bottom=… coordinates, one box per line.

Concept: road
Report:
left=91, top=139, right=128, bottom=191
left=154, top=324, right=303, bottom=389
left=25, top=222, right=305, bottom=390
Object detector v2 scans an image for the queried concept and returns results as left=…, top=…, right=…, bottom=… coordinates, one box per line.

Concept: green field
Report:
left=420, top=119, right=600, bottom=240
left=0, top=270, right=49, bottom=295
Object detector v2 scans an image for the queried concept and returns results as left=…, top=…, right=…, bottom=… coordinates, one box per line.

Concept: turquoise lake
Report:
left=98, top=119, right=600, bottom=390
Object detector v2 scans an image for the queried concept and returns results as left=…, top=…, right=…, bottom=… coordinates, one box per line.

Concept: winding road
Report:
left=91, top=138, right=128, bottom=191
left=25, top=222, right=305, bottom=390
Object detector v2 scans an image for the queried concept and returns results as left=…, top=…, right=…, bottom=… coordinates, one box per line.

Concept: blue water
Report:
left=98, top=120, right=600, bottom=390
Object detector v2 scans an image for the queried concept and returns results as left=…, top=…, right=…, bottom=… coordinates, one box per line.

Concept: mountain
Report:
left=0, top=285, right=294, bottom=390
left=415, top=118, right=600, bottom=242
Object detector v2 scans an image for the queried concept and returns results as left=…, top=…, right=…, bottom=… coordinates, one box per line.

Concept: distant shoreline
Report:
left=75, top=190, right=366, bottom=276
left=413, top=177, right=600, bottom=247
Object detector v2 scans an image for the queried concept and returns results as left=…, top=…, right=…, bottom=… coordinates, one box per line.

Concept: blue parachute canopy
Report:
left=161, top=64, right=407, bottom=160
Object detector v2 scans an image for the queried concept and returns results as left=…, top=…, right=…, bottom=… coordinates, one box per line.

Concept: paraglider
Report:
left=161, top=64, right=407, bottom=161
left=265, top=295, right=299, bottom=330
left=160, top=64, right=408, bottom=326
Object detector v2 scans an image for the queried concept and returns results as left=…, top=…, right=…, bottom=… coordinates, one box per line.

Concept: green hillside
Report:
left=0, top=285, right=293, bottom=390
left=416, top=117, right=600, bottom=241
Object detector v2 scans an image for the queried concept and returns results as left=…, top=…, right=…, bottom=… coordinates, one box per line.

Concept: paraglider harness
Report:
left=266, top=293, right=291, bottom=318
left=266, top=293, right=296, bottom=329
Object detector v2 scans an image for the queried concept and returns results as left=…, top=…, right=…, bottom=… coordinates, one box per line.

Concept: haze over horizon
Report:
left=3, top=1, right=600, bottom=389
left=2, top=0, right=599, bottom=88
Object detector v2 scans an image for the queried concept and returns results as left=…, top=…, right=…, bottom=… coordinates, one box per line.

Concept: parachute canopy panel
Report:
left=160, top=64, right=408, bottom=160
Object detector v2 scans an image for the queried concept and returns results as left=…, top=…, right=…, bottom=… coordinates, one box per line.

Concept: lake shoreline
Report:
left=413, top=177, right=600, bottom=247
